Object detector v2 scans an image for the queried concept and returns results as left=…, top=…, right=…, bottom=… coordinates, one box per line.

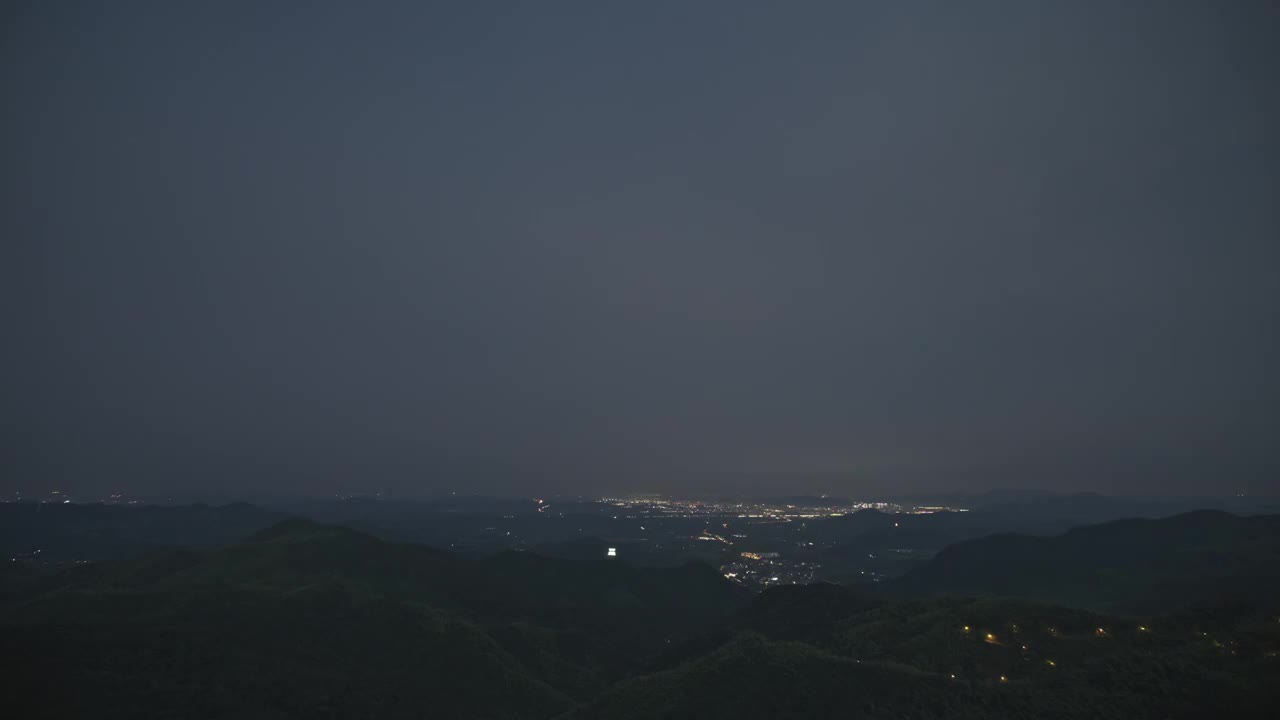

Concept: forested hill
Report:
left=895, top=511, right=1280, bottom=612
left=5, top=516, right=1279, bottom=718
left=3, top=518, right=747, bottom=719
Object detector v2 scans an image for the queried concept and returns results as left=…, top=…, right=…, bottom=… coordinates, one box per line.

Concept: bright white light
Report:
left=607, top=547, right=617, bottom=557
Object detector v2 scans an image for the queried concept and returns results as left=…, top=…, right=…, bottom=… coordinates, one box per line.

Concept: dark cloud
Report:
left=3, top=1, right=1277, bottom=498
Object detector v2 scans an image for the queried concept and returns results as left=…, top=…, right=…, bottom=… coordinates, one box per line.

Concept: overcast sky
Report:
left=3, top=1, right=1277, bottom=499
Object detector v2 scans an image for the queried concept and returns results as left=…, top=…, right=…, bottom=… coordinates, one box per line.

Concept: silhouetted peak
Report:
left=1165, top=509, right=1238, bottom=524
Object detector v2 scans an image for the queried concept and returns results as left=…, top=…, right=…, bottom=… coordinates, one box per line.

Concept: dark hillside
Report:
left=2, top=519, right=749, bottom=718
left=895, top=512, right=1280, bottom=612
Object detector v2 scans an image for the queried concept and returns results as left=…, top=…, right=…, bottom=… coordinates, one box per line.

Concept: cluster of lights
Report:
left=595, top=495, right=969, bottom=521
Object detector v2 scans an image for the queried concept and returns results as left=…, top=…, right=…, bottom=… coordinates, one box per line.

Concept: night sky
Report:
left=3, top=1, right=1278, bottom=499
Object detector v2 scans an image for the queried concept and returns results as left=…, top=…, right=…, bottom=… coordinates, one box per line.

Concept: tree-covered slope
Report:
left=7, top=517, right=1279, bottom=719
left=570, top=588, right=1280, bottom=720
left=7, top=584, right=573, bottom=719
left=2, top=518, right=749, bottom=719
left=895, top=511, right=1280, bottom=612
